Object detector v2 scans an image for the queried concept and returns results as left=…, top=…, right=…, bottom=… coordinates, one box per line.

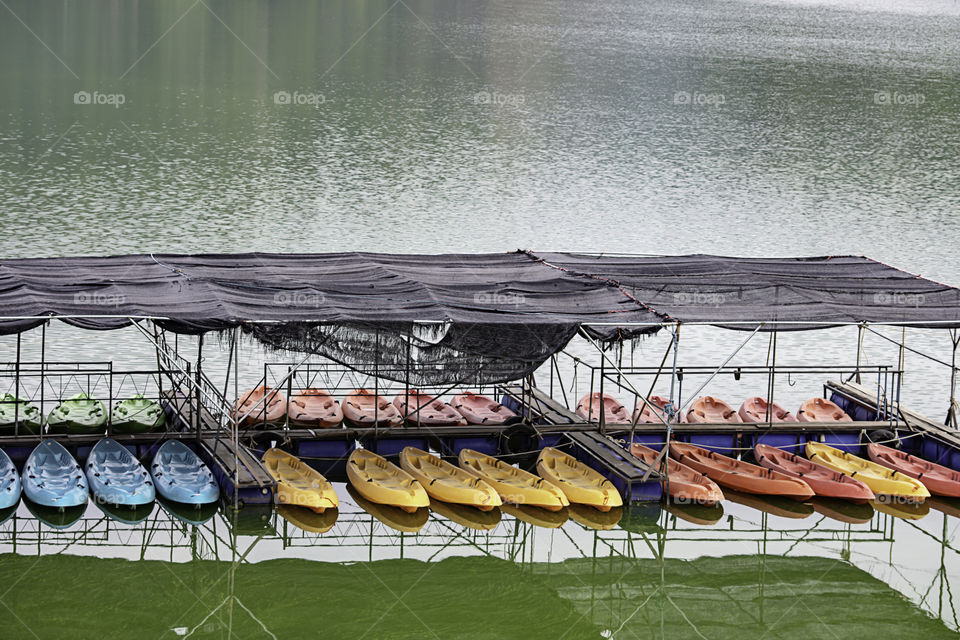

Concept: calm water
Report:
left=2, top=0, right=960, bottom=637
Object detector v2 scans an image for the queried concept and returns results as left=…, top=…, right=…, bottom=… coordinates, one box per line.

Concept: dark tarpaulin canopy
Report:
left=0, top=250, right=958, bottom=384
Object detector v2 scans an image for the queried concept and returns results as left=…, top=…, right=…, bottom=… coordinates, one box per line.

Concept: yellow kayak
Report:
left=805, top=442, right=930, bottom=500
left=429, top=499, right=502, bottom=531
left=346, top=449, right=429, bottom=513
left=500, top=503, right=569, bottom=529
left=536, top=447, right=623, bottom=512
left=262, top=448, right=338, bottom=513
left=346, top=484, right=429, bottom=533
left=458, top=448, right=568, bottom=511
left=277, top=505, right=338, bottom=533
left=399, top=447, right=501, bottom=511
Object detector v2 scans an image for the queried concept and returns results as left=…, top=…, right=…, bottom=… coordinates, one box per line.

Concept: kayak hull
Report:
left=347, top=449, right=429, bottom=512
left=0, top=394, right=43, bottom=435
left=151, top=440, right=219, bottom=505
left=393, top=391, right=466, bottom=427
left=342, top=389, right=403, bottom=428
left=23, top=440, right=89, bottom=508
left=685, top=396, right=742, bottom=424
left=631, top=443, right=724, bottom=505
left=754, top=443, right=874, bottom=502
left=400, top=447, right=501, bottom=510
left=0, top=447, right=22, bottom=509
left=233, top=386, right=287, bottom=427
left=806, top=441, right=929, bottom=500
left=669, top=442, right=814, bottom=500
left=451, top=392, right=518, bottom=426
left=867, top=443, right=960, bottom=497
left=536, top=447, right=623, bottom=511
left=46, top=394, right=107, bottom=435
left=459, top=448, right=568, bottom=511
left=575, top=393, right=630, bottom=424
left=112, top=395, right=165, bottom=433
left=287, top=389, right=343, bottom=428
left=262, top=448, right=338, bottom=513
left=86, top=438, right=156, bottom=506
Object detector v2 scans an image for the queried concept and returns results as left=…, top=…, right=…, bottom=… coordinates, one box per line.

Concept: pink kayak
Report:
left=233, top=386, right=287, bottom=427
left=739, top=397, right=797, bottom=423
left=342, top=389, right=403, bottom=428
left=754, top=443, right=874, bottom=502
left=685, top=396, right=742, bottom=424
left=575, top=393, right=630, bottom=424
left=867, top=443, right=960, bottom=497
left=393, top=390, right=466, bottom=427
left=797, top=397, right=851, bottom=422
left=451, top=391, right=518, bottom=425
left=286, top=388, right=343, bottom=428
left=632, top=395, right=683, bottom=424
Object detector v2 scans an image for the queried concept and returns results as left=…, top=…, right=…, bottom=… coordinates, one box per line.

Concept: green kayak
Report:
left=46, top=393, right=107, bottom=434
left=0, top=394, right=43, bottom=435
left=111, top=395, right=165, bottom=433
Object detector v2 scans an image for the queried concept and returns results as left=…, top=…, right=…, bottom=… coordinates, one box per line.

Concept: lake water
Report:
left=1, top=0, right=959, bottom=637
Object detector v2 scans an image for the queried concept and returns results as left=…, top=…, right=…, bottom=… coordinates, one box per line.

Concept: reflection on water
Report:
left=0, top=484, right=957, bottom=638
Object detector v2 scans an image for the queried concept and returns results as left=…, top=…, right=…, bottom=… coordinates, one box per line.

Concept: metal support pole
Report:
left=195, top=334, right=204, bottom=440
left=949, top=329, right=959, bottom=428
left=855, top=324, right=865, bottom=384
left=40, top=321, right=45, bottom=438
left=14, top=332, right=20, bottom=436
left=765, top=331, right=777, bottom=422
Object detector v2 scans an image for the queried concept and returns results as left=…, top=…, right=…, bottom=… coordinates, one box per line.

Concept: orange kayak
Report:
left=797, top=397, right=851, bottom=422
left=286, top=389, right=343, bottom=428
left=754, top=443, right=874, bottom=502
left=738, top=397, right=796, bottom=422
left=393, top=390, right=466, bottom=427
left=342, top=389, right=403, bottom=428
left=867, top=443, right=960, bottom=497
left=632, top=395, right=682, bottom=424
left=684, top=397, right=742, bottom=424
left=233, top=386, right=286, bottom=427
left=631, top=443, right=723, bottom=505
left=575, top=393, right=630, bottom=424
left=669, top=442, right=813, bottom=500
left=451, top=391, right=518, bottom=425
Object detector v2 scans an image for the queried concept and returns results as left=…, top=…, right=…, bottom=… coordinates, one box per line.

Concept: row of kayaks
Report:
left=578, top=392, right=853, bottom=424
left=0, top=438, right=218, bottom=511
left=234, top=387, right=520, bottom=428
left=632, top=439, right=960, bottom=505
left=0, top=393, right=165, bottom=435
left=261, top=446, right=622, bottom=518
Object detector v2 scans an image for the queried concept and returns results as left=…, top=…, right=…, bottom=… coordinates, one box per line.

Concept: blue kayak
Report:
left=23, top=440, right=88, bottom=508
left=0, top=447, right=21, bottom=509
left=86, top=438, right=155, bottom=506
left=150, top=440, right=219, bottom=505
